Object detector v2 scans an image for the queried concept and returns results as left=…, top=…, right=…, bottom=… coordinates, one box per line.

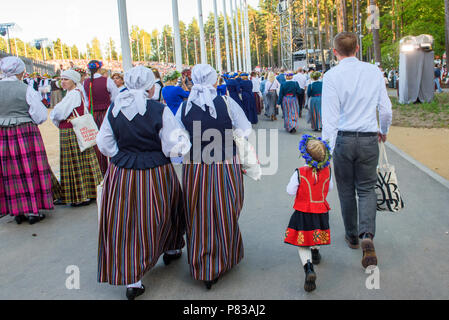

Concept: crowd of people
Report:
left=0, top=31, right=393, bottom=299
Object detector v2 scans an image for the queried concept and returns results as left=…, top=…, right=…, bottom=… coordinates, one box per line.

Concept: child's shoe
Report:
left=311, top=249, right=321, bottom=265
left=303, top=261, right=317, bottom=292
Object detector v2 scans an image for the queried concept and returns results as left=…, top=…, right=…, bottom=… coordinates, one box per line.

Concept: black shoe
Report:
left=29, top=214, right=45, bottom=225
left=14, top=215, right=28, bottom=225
left=163, top=251, right=182, bottom=266
left=53, top=199, right=64, bottom=206
left=311, top=249, right=321, bottom=265
left=126, top=285, right=145, bottom=300
left=204, top=277, right=219, bottom=290
left=345, top=235, right=360, bottom=249
left=303, top=261, right=316, bottom=292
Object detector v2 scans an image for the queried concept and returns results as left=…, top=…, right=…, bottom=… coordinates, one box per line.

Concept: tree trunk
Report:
left=445, top=0, right=449, bottom=63
left=317, top=0, right=326, bottom=72
left=352, top=0, right=356, bottom=32
left=370, top=0, right=382, bottom=65
left=392, top=0, right=396, bottom=42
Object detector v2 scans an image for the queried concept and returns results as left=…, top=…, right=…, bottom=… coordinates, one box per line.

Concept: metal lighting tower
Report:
left=34, top=38, right=49, bottom=61
left=0, top=23, right=19, bottom=55
left=197, top=0, right=207, bottom=64
left=172, top=0, right=183, bottom=71
left=117, top=0, right=133, bottom=71
left=222, top=0, right=232, bottom=72
left=213, top=0, right=222, bottom=72
left=278, top=0, right=293, bottom=70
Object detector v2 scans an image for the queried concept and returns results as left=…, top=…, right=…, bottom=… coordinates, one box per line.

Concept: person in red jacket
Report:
left=284, top=135, right=333, bottom=293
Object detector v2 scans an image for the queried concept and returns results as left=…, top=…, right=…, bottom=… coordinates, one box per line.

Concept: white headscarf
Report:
left=112, top=66, right=156, bottom=121
left=185, top=64, right=218, bottom=119
left=0, top=56, right=25, bottom=78
left=61, top=70, right=81, bottom=84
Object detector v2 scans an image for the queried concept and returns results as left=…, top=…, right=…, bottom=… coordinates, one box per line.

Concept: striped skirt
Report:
left=282, top=96, right=300, bottom=132
left=93, top=110, right=109, bottom=176
left=254, top=93, right=263, bottom=114
left=98, top=163, right=186, bottom=286
left=59, top=128, right=102, bottom=205
left=309, top=97, right=322, bottom=131
left=0, top=123, right=54, bottom=217
left=182, top=157, right=245, bottom=281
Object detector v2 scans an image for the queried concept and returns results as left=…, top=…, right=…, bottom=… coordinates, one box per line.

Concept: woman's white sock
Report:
left=298, top=247, right=312, bottom=266
left=127, top=280, right=142, bottom=289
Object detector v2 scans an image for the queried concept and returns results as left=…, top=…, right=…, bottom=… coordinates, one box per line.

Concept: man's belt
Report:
left=338, top=131, right=377, bottom=137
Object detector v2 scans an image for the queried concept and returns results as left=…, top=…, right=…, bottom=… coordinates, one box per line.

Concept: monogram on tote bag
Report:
left=375, top=142, right=404, bottom=212
left=69, top=91, right=99, bottom=153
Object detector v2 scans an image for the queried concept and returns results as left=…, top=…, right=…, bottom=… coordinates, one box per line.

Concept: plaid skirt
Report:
left=93, top=110, right=109, bottom=176
left=59, top=128, right=102, bottom=205
left=0, top=123, right=54, bottom=217
left=98, top=163, right=186, bottom=285
left=282, top=96, right=300, bottom=131
left=182, top=157, right=245, bottom=281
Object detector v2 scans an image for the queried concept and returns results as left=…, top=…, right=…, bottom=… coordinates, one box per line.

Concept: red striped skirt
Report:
left=182, top=157, right=245, bottom=281
left=282, top=96, right=300, bottom=131
left=254, top=92, right=263, bottom=114
left=0, top=123, right=53, bottom=217
left=93, top=110, right=109, bottom=176
left=97, top=163, right=186, bottom=286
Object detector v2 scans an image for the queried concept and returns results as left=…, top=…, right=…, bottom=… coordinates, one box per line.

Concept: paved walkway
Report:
left=1, top=114, right=448, bottom=300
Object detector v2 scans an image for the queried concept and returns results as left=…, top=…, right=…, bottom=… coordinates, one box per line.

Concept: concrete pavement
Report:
left=1, top=114, right=448, bottom=300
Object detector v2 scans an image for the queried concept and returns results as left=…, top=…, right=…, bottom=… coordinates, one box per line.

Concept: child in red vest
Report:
left=284, top=135, right=333, bottom=292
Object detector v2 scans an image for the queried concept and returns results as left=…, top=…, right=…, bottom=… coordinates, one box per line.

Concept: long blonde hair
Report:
left=268, top=72, right=275, bottom=83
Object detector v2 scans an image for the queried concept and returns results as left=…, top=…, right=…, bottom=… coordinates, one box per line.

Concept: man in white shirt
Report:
left=293, top=68, right=307, bottom=113
left=322, top=32, right=392, bottom=269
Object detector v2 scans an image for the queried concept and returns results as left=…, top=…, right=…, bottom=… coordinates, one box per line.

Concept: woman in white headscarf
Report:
left=175, top=64, right=252, bottom=290
left=50, top=70, right=102, bottom=207
left=0, top=56, right=54, bottom=225
left=96, top=66, right=191, bottom=300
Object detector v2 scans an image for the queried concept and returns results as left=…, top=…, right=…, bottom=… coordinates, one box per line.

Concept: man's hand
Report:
left=378, top=132, right=387, bottom=143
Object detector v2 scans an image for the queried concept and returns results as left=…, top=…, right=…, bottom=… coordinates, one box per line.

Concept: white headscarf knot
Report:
left=185, top=64, right=218, bottom=119
left=0, top=56, right=25, bottom=78
left=112, top=66, right=156, bottom=121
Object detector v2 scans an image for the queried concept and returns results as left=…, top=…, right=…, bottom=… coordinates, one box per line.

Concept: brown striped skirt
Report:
left=97, top=163, right=186, bottom=286
left=59, top=128, right=102, bottom=205
left=182, top=157, right=245, bottom=281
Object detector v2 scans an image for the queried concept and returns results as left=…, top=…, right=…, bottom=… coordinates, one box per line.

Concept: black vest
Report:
left=181, top=96, right=237, bottom=164
left=108, top=100, right=171, bottom=170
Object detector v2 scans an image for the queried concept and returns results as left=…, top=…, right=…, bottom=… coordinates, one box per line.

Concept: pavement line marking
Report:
left=385, top=142, right=449, bottom=190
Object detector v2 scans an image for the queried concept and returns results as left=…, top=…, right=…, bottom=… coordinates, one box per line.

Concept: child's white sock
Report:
left=298, top=247, right=312, bottom=266
left=127, top=280, right=143, bottom=289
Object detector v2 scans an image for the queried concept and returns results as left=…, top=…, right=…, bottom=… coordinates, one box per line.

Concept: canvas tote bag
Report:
left=70, top=91, right=99, bottom=153
left=375, top=142, right=405, bottom=212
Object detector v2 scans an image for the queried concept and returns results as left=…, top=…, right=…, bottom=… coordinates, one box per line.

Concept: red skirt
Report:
left=0, top=123, right=54, bottom=217
left=254, top=93, right=262, bottom=114
left=284, top=210, right=331, bottom=247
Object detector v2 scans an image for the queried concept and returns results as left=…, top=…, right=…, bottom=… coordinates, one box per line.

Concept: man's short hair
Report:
left=333, top=32, right=358, bottom=57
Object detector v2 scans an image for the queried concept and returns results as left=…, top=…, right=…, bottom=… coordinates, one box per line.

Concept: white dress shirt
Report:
left=264, top=80, right=280, bottom=95
left=286, top=167, right=334, bottom=196
left=293, top=73, right=307, bottom=90
left=96, top=105, right=192, bottom=159
left=322, top=57, right=393, bottom=153
left=1, top=76, right=48, bottom=125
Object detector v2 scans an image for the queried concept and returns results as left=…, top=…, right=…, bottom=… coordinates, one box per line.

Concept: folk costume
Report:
left=264, top=77, right=279, bottom=120
left=0, top=56, right=54, bottom=225
left=161, top=85, right=190, bottom=115
left=251, top=76, right=263, bottom=114
left=176, top=64, right=252, bottom=290
left=96, top=66, right=191, bottom=300
left=307, top=74, right=323, bottom=131
left=284, top=135, right=333, bottom=292
left=225, top=74, right=244, bottom=109
left=277, top=76, right=302, bottom=133
left=83, top=61, right=118, bottom=176
left=50, top=70, right=102, bottom=206
left=239, top=74, right=258, bottom=125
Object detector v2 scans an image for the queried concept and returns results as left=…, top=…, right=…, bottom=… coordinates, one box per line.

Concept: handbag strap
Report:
left=379, top=142, right=390, bottom=167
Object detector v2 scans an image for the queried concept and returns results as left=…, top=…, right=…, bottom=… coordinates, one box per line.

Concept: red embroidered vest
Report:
left=293, top=166, right=331, bottom=214
left=84, top=77, right=111, bottom=112
left=59, top=89, right=85, bottom=129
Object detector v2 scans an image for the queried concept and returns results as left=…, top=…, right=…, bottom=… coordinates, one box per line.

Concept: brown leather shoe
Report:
left=345, top=236, right=360, bottom=249
left=361, top=237, right=378, bottom=268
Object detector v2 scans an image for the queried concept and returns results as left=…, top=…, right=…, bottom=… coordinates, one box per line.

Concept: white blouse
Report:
left=96, top=105, right=192, bottom=159
left=151, top=79, right=162, bottom=101
left=1, top=77, right=48, bottom=125
left=264, top=80, right=280, bottom=94
left=50, top=88, right=85, bottom=127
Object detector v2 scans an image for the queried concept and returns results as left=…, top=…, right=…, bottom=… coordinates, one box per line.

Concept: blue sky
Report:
left=1, top=0, right=259, bottom=53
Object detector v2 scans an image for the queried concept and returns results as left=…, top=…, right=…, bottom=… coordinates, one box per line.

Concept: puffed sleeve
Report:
left=50, top=89, right=81, bottom=127
left=96, top=108, right=119, bottom=158
left=26, top=85, right=48, bottom=125
left=159, top=107, right=192, bottom=158
left=107, top=77, right=119, bottom=103
left=286, top=170, right=300, bottom=196
left=226, top=96, right=252, bottom=138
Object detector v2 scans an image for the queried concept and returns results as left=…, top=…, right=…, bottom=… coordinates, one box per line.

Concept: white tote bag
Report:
left=70, top=107, right=99, bottom=153
left=223, top=96, right=262, bottom=181
left=375, top=142, right=404, bottom=212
